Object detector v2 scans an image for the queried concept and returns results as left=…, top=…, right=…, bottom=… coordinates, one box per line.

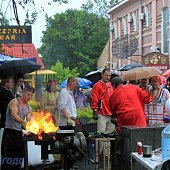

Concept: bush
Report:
left=28, top=101, right=39, bottom=111
left=77, top=107, right=95, bottom=123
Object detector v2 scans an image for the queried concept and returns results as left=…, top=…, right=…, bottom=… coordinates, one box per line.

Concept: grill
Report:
left=23, top=129, right=88, bottom=170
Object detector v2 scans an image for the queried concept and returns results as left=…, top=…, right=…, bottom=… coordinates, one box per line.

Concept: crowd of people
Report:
left=0, top=68, right=170, bottom=169
left=90, top=69, right=170, bottom=131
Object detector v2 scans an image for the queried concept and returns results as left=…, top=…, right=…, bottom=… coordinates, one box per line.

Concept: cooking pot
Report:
left=143, top=145, right=152, bottom=157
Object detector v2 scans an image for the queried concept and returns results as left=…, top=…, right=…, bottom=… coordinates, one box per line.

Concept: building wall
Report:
left=108, top=0, right=169, bottom=70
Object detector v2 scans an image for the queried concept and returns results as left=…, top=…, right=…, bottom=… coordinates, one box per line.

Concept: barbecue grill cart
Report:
left=23, top=130, right=89, bottom=170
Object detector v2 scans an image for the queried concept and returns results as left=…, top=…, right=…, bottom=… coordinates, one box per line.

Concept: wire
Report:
left=0, top=0, right=4, bottom=13
left=23, top=0, right=28, bottom=5
left=10, top=3, right=13, bottom=25
left=12, top=0, right=20, bottom=26
left=4, top=0, right=12, bottom=16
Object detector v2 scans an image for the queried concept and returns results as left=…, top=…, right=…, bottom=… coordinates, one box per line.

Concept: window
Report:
left=132, top=11, right=138, bottom=32
left=162, top=7, right=169, bottom=53
left=144, top=4, right=151, bottom=28
left=122, top=16, right=127, bottom=35
left=113, top=21, right=118, bottom=38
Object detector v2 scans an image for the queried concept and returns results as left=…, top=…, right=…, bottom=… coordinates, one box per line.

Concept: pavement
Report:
left=23, top=158, right=106, bottom=170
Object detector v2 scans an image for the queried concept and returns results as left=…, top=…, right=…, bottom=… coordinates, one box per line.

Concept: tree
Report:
left=18, top=0, right=68, bottom=5
left=51, top=60, right=79, bottom=83
left=81, top=0, right=120, bottom=17
left=0, top=0, right=69, bottom=26
left=38, top=9, right=109, bottom=76
left=0, top=13, right=9, bottom=26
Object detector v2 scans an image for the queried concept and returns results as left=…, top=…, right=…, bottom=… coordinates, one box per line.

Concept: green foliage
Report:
left=81, top=0, right=119, bottom=17
left=28, top=101, right=39, bottom=111
left=0, top=12, right=9, bottom=25
left=77, top=107, right=95, bottom=123
left=51, top=60, right=79, bottom=83
left=38, top=9, right=108, bottom=76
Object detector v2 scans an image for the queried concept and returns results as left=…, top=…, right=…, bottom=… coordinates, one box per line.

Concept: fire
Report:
left=26, top=111, right=59, bottom=139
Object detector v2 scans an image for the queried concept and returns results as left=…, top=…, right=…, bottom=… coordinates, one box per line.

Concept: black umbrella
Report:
left=0, top=59, right=41, bottom=78
left=118, top=63, right=144, bottom=71
left=84, top=69, right=118, bottom=84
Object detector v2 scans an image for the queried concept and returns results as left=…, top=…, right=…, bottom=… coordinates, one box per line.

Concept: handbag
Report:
left=92, top=84, right=108, bottom=120
left=97, top=90, right=107, bottom=110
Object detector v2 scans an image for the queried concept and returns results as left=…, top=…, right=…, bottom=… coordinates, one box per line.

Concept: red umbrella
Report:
left=158, top=75, right=166, bottom=85
left=162, top=69, right=170, bottom=77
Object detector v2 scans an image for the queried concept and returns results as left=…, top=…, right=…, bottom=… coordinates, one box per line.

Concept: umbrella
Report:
left=158, top=75, right=166, bottom=85
left=118, top=63, right=144, bottom=71
left=0, top=59, right=41, bottom=78
left=84, top=69, right=118, bottom=83
left=0, top=54, right=36, bottom=64
left=162, top=69, right=170, bottom=77
left=60, top=78, right=93, bottom=89
left=27, top=70, right=56, bottom=75
left=121, top=67, right=162, bottom=81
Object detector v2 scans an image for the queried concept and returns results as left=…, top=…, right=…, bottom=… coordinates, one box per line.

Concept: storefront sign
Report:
left=0, top=26, right=32, bottom=44
left=142, top=52, right=169, bottom=70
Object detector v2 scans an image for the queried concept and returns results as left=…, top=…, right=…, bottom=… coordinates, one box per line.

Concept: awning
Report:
left=27, top=70, right=56, bottom=75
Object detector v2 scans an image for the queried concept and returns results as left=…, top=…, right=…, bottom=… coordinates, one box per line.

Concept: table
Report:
left=131, top=152, right=164, bottom=170
left=95, top=138, right=116, bottom=170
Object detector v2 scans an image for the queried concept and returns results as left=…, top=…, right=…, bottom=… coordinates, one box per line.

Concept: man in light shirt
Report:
left=57, top=76, right=79, bottom=127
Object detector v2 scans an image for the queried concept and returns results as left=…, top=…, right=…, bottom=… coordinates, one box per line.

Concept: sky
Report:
left=2, top=0, right=88, bottom=48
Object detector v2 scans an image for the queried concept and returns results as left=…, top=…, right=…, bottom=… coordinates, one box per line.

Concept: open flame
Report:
left=26, top=111, right=59, bottom=140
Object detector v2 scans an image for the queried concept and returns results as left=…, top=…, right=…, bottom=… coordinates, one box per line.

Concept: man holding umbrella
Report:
left=0, top=76, right=15, bottom=128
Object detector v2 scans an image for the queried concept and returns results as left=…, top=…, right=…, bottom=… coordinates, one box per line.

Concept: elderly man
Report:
left=138, top=78, right=151, bottom=94
left=57, top=76, right=79, bottom=127
left=1, top=85, right=35, bottom=170
left=109, top=77, right=150, bottom=130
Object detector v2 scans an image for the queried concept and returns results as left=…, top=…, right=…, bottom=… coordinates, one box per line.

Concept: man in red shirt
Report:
left=109, top=77, right=150, bottom=129
left=91, top=68, right=115, bottom=132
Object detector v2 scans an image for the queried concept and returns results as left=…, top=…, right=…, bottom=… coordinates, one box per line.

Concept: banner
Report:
left=0, top=26, right=32, bottom=44
left=142, top=52, right=169, bottom=70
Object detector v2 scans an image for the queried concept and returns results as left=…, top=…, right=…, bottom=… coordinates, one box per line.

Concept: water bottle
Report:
left=162, top=125, right=170, bottom=160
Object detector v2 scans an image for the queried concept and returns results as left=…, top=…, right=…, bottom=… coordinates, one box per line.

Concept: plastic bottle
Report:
left=162, top=125, right=170, bottom=160
left=137, top=142, right=143, bottom=155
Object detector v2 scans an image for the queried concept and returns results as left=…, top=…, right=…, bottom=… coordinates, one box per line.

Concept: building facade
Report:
left=107, top=0, right=169, bottom=71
